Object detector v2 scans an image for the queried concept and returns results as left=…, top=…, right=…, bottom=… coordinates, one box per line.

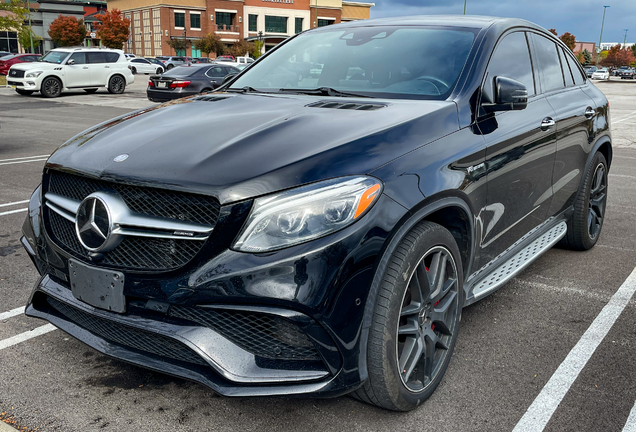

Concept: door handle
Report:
left=82, top=66, right=88, bottom=69
left=585, top=107, right=595, bottom=118
left=105, top=65, right=110, bottom=68
left=541, top=117, right=556, bottom=131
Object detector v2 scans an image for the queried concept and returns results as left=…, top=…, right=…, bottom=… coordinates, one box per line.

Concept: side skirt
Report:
left=464, top=218, right=568, bottom=306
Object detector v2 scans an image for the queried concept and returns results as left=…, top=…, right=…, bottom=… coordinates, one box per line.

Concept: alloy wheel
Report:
left=44, top=78, right=60, bottom=97
left=396, top=246, right=459, bottom=393
left=588, top=163, right=607, bottom=240
left=110, top=76, right=125, bottom=93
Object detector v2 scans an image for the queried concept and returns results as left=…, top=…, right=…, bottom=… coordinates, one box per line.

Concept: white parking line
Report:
left=0, top=200, right=29, bottom=208
left=0, top=208, right=27, bottom=217
left=614, top=112, right=636, bottom=124
left=0, top=324, right=56, bottom=351
left=623, top=399, right=636, bottom=431
left=512, top=266, right=636, bottom=432
left=0, top=155, right=49, bottom=163
left=0, top=158, right=48, bottom=166
left=610, top=174, right=636, bottom=179
left=0, top=306, right=25, bottom=321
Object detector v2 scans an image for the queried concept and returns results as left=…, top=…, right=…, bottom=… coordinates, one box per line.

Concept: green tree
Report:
left=252, top=40, right=263, bottom=59
left=48, top=15, right=86, bottom=47
left=582, top=49, right=592, bottom=65
left=18, top=26, right=42, bottom=52
left=225, top=40, right=255, bottom=58
left=194, top=33, right=224, bottom=57
left=165, top=38, right=187, bottom=55
left=0, top=0, right=28, bottom=34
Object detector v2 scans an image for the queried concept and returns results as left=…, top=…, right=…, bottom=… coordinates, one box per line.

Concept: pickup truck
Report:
left=214, top=55, right=254, bottom=67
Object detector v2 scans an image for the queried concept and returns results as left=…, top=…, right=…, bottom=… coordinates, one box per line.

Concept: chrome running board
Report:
left=468, top=221, right=567, bottom=302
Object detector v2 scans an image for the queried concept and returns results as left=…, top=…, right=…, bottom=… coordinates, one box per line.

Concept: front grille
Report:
left=169, top=306, right=321, bottom=361
left=45, top=171, right=220, bottom=271
left=47, top=296, right=207, bottom=366
left=48, top=171, right=220, bottom=226
left=48, top=211, right=205, bottom=271
left=9, top=69, right=25, bottom=78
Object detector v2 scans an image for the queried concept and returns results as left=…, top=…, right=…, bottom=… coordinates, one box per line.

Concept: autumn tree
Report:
left=581, top=49, right=592, bottom=65
left=548, top=28, right=557, bottom=36
left=94, top=9, right=130, bottom=49
left=559, top=32, right=576, bottom=51
left=0, top=0, right=28, bottom=34
left=194, top=33, right=224, bottom=57
left=225, top=40, right=255, bottom=58
left=48, top=15, right=86, bottom=47
left=165, top=38, right=187, bottom=55
left=600, top=45, right=636, bottom=68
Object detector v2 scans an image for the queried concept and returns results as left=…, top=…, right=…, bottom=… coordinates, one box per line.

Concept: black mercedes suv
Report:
left=22, top=16, right=611, bottom=411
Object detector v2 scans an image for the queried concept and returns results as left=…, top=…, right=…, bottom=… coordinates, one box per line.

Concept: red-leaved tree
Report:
left=559, top=32, right=576, bottom=51
left=600, top=45, right=636, bottom=68
left=48, top=15, right=86, bottom=47
left=94, top=9, right=130, bottom=49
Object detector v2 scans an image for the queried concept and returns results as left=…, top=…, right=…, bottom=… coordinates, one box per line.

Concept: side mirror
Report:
left=222, top=73, right=237, bottom=84
left=483, top=76, right=528, bottom=112
left=67, top=59, right=75, bottom=65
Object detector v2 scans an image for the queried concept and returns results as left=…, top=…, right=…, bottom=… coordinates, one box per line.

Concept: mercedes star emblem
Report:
left=75, top=195, right=112, bottom=252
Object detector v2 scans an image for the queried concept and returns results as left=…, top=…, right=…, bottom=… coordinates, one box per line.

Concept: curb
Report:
left=0, top=421, right=18, bottom=432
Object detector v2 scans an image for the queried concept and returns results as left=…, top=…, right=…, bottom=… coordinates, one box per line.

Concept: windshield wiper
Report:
left=278, top=87, right=371, bottom=98
left=226, top=86, right=266, bottom=94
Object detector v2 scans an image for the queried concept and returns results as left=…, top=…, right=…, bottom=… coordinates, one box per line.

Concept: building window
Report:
left=143, top=9, right=151, bottom=57
left=265, top=16, right=287, bottom=33
left=153, top=9, right=161, bottom=56
left=317, top=19, right=334, bottom=27
left=125, top=13, right=132, bottom=51
left=175, top=11, right=185, bottom=28
left=190, top=13, right=201, bottom=29
left=248, top=14, right=257, bottom=32
left=133, top=12, right=142, bottom=55
left=0, top=31, right=18, bottom=53
left=295, top=17, right=303, bottom=34
left=216, top=12, right=233, bottom=27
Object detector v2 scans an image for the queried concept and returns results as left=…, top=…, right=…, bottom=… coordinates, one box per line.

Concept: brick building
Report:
left=106, top=0, right=374, bottom=57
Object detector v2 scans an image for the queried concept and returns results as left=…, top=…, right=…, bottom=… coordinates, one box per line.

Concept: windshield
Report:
left=230, top=26, right=476, bottom=99
left=41, top=51, right=70, bottom=64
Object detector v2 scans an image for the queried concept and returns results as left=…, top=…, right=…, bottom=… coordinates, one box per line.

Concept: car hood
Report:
left=9, top=61, right=59, bottom=71
left=46, top=93, right=459, bottom=205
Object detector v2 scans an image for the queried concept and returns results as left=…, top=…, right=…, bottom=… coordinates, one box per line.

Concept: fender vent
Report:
left=192, top=95, right=231, bottom=102
left=305, top=101, right=386, bottom=111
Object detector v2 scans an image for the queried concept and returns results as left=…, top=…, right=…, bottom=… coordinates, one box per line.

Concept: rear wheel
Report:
left=167, top=64, right=174, bottom=70
left=15, top=89, right=33, bottom=96
left=41, top=77, right=62, bottom=98
left=131, top=67, right=137, bottom=74
left=560, top=151, right=608, bottom=250
left=107, top=75, right=126, bottom=94
left=156, top=67, right=163, bottom=74
left=354, top=221, right=463, bottom=411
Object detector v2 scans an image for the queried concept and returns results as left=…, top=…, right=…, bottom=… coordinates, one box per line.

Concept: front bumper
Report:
left=6, top=77, right=39, bottom=90
left=21, top=181, right=409, bottom=397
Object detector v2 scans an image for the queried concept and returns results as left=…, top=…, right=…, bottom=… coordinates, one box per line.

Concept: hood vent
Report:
left=306, top=101, right=387, bottom=111
left=192, top=95, right=231, bottom=102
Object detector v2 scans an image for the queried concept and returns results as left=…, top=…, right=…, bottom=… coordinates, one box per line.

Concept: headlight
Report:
left=233, top=176, right=382, bottom=252
left=25, top=71, right=43, bottom=78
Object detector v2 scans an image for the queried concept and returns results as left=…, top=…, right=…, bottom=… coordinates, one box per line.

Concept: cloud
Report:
left=369, top=0, right=636, bottom=43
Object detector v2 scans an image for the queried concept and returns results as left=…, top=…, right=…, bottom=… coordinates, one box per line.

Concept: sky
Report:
left=369, top=0, right=636, bottom=44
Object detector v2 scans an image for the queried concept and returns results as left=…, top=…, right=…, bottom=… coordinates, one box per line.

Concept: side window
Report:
left=68, top=52, right=86, bottom=65
left=87, top=52, right=105, bottom=64
left=530, top=34, right=565, bottom=92
left=206, top=67, right=226, bottom=78
left=565, top=50, right=585, bottom=85
left=559, top=48, right=575, bottom=87
left=132, top=58, right=143, bottom=63
left=483, top=31, right=535, bottom=104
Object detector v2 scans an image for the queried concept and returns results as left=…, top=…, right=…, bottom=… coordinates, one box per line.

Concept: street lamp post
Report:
left=623, top=29, right=629, bottom=47
left=596, top=5, right=610, bottom=65
left=463, top=0, right=467, bottom=15
left=183, top=28, right=187, bottom=57
left=258, top=30, right=263, bottom=56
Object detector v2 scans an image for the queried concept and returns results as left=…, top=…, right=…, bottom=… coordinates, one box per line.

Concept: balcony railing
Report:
left=216, top=24, right=239, bottom=32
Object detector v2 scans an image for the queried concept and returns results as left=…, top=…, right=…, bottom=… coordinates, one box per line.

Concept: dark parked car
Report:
left=22, top=16, right=611, bottom=412
left=0, top=53, right=41, bottom=75
left=584, top=65, right=597, bottom=77
left=619, top=67, right=635, bottom=79
left=147, top=64, right=239, bottom=102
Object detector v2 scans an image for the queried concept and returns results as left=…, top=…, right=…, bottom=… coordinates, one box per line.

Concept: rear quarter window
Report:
left=104, top=52, right=121, bottom=63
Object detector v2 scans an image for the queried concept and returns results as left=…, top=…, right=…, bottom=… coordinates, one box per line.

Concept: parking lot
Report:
left=0, top=78, right=635, bottom=432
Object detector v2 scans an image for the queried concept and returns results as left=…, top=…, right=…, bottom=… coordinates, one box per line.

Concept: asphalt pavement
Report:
left=0, top=78, right=635, bottom=432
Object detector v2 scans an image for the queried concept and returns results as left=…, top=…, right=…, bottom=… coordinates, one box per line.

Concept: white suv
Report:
left=7, top=47, right=134, bottom=98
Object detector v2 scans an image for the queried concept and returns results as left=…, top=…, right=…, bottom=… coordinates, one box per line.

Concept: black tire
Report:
left=107, top=75, right=126, bottom=94
left=167, top=64, right=174, bottom=70
left=156, top=67, right=163, bottom=74
left=15, top=89, right=33, bottom=96
left=131, top=67, right=137, bottom=74
left=353, top=221, right=463, bottom=411
left=84, top=88, right=98, bottom=94
left=41, top=77, right=62, bottom=98
left=200, top=88, right=212, bottom=94
left=560, top=151, right=608, bottom=250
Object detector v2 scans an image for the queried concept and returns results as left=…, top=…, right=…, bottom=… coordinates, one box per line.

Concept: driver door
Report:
left=64, top=52, right=91, bottom=87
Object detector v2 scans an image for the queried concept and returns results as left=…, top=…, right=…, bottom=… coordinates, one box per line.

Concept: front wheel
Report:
left=354, top=221, right=463, bottom=411
left=15, top=89, right=34, bottom=96
left=560, top=151, right=608, bottom=250
left=41, top=77, right=62, bottom=98
left=107, top=75, right=126, bottom=94
left=166, top=64, right=174, bottom=70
